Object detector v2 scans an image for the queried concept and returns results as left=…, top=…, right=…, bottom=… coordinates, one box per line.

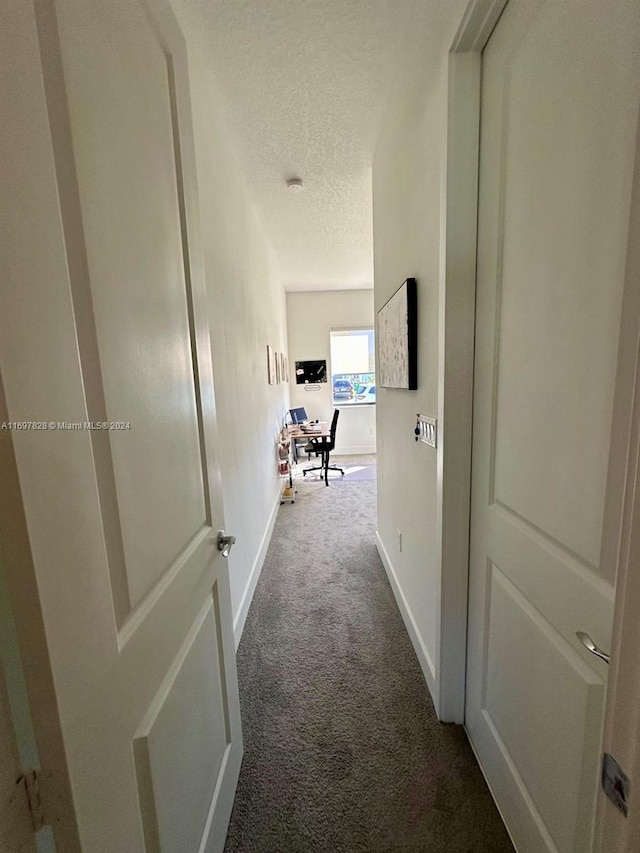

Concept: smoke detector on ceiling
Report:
left=286, top=178, right=304, bottom=192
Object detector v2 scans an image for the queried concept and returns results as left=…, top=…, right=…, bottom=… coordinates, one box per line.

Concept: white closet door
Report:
left=0, top=1, right=242, bottom=850
left=466, top=1, right=640, bottom=851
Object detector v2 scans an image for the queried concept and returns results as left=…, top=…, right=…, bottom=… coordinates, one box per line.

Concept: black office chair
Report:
left=302, top=409, right=344, bottom=486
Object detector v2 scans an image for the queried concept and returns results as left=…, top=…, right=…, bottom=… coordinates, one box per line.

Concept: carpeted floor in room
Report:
left=224, top=455, right=514, bottom=853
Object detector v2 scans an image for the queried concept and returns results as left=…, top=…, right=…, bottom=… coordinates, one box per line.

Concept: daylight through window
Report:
left=330, top=329, right=376, bottom=405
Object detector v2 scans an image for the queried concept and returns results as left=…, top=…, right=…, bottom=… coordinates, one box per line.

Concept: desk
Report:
left=288, top=424, right=329, bottom=462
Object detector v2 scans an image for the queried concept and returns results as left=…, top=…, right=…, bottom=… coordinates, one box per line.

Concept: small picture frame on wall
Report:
left=281, top=353, right=287, bottom=383
left=275, top=352, right=281, bottom=384
left=267, top=345, right=275, bottom=385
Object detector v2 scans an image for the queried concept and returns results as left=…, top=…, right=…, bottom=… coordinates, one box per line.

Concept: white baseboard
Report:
left=334, top=445, right=376, bottom=455
left=233, top=489, right=281, bottom=648
left=375, top=531, right=439, bottom=711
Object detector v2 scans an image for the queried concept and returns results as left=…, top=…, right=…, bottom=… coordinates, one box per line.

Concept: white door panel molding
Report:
left=465, top=0, right=640, bottom=851
left=0, top=0, right=242, bottom=849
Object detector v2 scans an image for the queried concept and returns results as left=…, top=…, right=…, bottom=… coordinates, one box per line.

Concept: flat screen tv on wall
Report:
left=377, top=277, right=417, bottom=390
left=295, top=360, right=327, bottom=385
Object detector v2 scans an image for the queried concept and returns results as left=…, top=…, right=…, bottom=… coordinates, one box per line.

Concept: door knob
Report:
left=576, top=631, right=610, bottom=665
left=217, top=530, right=236, bottom=558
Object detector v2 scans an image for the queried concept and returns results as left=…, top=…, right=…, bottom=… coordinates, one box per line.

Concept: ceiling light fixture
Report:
left=286, top=178, right=304, bottom=192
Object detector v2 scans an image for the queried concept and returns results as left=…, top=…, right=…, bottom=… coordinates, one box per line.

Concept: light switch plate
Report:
left=416, top=415, right=437, bottom=448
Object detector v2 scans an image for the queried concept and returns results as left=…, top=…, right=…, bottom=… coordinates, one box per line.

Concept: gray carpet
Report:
left=224, top=460, right=514, bottom=853
left=299, top=462, right=377, bottom=483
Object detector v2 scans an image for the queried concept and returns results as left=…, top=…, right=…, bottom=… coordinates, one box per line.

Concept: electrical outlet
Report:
left=397, top=529, right=402, bottom=552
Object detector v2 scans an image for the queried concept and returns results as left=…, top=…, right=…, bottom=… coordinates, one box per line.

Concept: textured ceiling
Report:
left=173, top=0, right=428, bottom=291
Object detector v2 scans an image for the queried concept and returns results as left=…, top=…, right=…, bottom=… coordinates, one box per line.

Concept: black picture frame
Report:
left=295, top=359, right=327, bottom=385
left=377, top=277, right=417, bottom=390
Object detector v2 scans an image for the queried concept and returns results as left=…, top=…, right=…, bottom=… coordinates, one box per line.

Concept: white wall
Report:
left=286, top=290, right=376, bottom=454
left=182, top=51, right=289, bottom=642
left=372, top=2, right=467, bottom=713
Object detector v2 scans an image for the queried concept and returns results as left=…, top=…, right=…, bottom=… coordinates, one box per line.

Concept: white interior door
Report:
left=466, top=1, right=640, bottom=852
left=0, top=1, right=242, bottom=851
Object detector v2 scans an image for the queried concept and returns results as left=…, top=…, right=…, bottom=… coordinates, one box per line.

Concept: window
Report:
left=330, top=329, right=375, bottom=405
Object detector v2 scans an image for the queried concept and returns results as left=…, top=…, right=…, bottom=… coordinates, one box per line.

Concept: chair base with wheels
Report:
left=302, top=449, right=345, bottom=486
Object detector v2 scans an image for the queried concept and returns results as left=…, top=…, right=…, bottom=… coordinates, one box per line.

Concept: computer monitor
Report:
left=289, top=407, right=308, bottom=424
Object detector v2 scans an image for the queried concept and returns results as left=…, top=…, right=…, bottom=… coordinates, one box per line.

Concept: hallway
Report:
left=4, top=1, right=639, bottom=849
left=225, top=457, right=513, bottom=852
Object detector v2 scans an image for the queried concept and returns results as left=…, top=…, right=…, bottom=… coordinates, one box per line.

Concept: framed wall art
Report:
left=267, top=345, right=276, bottom=385
left=377, top=277, right=417, bottom=390
left=295, top=360, right=327, bottom=385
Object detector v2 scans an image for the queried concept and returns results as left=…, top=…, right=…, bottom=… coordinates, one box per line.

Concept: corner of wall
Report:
left=372, top=0, right=469, bottom=722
